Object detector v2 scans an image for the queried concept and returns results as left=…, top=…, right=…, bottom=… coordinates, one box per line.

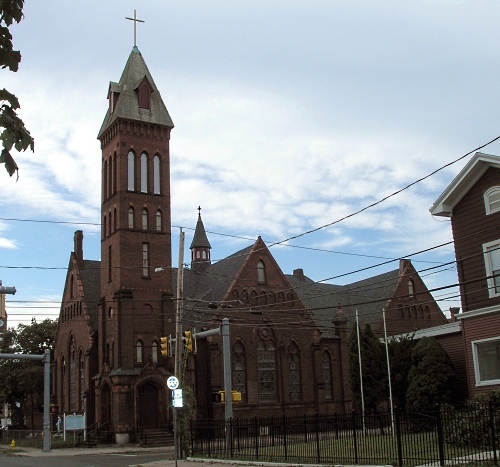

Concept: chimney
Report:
left=449, top=307, right=460, bottom=322
left=293, top=269, right=305, bottom=281
left=74, top=230, right=84, bottom=266
left=399, top=259, right=411, bottom=274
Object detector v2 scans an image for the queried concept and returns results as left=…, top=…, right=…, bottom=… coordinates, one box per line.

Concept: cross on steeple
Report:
left=126, top=10, right=144, bottom=47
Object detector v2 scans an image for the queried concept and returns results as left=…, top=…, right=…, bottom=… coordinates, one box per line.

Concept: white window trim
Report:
left=471, top=336, right=500, bottom=387
left=483, top=239, right=500, bottom=298
left=484, top=186, right=500, bottom=215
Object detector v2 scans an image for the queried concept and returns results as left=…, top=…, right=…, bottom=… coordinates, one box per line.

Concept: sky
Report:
left=2, top=0, right=500, bottom=328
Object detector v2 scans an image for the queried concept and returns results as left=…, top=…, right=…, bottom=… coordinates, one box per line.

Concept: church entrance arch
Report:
left=100, top=383, right=112, bottom=428
left=137, top=380, right=160, bottom=430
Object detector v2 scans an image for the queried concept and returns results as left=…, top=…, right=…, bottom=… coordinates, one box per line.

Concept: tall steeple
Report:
left=190, top=207, right=211, bottom=272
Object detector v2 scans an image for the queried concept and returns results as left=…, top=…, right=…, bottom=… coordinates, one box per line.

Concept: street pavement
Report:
left=2, top=444, right=391, bottom=467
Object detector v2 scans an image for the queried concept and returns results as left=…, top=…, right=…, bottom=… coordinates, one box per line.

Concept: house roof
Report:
left=97, top=46, right=174, bottom=138
left=430, top=152, right=500, bottom=217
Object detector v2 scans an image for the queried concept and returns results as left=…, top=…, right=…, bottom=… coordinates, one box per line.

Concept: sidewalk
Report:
left=3, top=444, right=391, bottom=467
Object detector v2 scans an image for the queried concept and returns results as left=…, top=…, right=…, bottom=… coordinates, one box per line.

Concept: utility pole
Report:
left=174, top=228, right=184, bottom=465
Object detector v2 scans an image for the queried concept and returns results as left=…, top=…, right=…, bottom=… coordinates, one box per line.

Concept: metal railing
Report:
left=190, top=404, right=500, bottom=466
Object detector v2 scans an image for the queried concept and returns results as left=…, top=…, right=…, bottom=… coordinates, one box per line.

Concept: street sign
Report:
left=167, top=376, right=179, bottom=390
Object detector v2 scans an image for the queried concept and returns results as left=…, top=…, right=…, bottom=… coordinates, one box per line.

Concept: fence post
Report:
left=282, top=414, right=288, bottom=461
left=489, top=401, right=498, bottom=466
left=254, top=416, right=259, bottom=460
left=352, top=411, right=358, bottom=465
left=315, top=412, right=320, bottom=464
left=436, top=405, right=445, bottom=467
left=395, top=408, right=403, bottom=467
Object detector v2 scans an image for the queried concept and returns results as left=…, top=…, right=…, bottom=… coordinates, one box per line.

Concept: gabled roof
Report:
left=430, top=152, right=500, bottom=217
left=97, top=46, right=174, bottom=138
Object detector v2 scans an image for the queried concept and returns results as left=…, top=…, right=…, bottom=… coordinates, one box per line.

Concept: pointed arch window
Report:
left=153, top=155, right=160, bottom=194
left=103, top=159, right=108, bottom=199
left=257, top=338, right=277, bottom=402
left=257, top=260, right=266, bottom=284
left=156, top=210, right=162, bottom=231
left=408, top=279, right=415, bottom=299
left=136, top=340, right=144, bottom=364
left=140, top=153, right=148, bottom=193
left=138, top=83, right=151, bottom=109
left=152, top=341, right=158, bottom=363
left=142, top=208, right=148, bottom=230
left=103, top=214, right=107, bottom=237
left=288, top=342, right=301, bottom=402
left=108, top=156, right=113, bottom=198
left=113, top=207, right=117, bottom=231
left=127, top=151, right=135, bottom=191
left=484, top=186, right=500, bottom=215
left=69, top=340, right=76, bottom=411
left=128, top=207, right=134, bottom=229
left=232, top=341, right=247, bottom=402
left=323, top=351, right=333, bottom=400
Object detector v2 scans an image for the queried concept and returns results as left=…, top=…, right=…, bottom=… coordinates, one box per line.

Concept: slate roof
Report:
left=190, top=214, right=211, bottom=249
left=79, top=260, right=101, bottom=331
left=97, top=46, right=174, bottom=138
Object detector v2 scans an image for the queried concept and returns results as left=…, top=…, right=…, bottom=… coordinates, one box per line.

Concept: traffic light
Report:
left=184, top=330, right=193, bottom=352
left=212, top=391, right=226, bottom=403
left=160, top=336, right=169, bottom=357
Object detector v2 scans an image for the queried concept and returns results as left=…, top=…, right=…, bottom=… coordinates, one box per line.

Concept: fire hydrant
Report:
left=10, top=440, right=15, bottom=451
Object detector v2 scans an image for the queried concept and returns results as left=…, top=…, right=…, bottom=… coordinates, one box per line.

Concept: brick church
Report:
left=52, top=45, right=449, bottom=443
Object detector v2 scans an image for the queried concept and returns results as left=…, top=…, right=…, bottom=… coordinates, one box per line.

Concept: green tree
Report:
left=0, top=318, right=57, bottom=428
left=406, top=336, right=457, bottom=413
left=0, top=0, right=34, bottom=178
left=349, top=323, right=387, bottom=412
left=387, top=334, right=416, bottom=409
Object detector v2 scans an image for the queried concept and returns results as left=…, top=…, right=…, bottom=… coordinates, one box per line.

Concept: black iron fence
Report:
left=190, top=404, right=500, bottom=466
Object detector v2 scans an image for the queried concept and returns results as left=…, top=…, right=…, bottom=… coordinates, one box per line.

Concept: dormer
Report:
left=135, top=76, right=152, bottom=110
left=107, top=82, right=121, bottom=114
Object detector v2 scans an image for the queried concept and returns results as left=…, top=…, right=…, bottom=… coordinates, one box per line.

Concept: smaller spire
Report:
left=190, top=207, right=212, bottom=272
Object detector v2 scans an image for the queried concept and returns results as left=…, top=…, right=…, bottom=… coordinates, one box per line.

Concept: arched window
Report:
left=113, top=152, right=117, bottom=194
left=127, top=151, right=135, bottom=191
left=156, top=210, right=162, bottom=231
left=113, top=207, right=117, bottom=231
left=152, top=341, right=158, bottom=363
left=128, top=207, right=134, bottom=229
left=142, top=208, right=148, bottom=230
left=138, top=83, right=151, bottom=109
left=202, top=251, right=206, bottom=259
left=69, top=339, right=76, bottom=411
left=425, top=306, right=430, bottom=319
left=153, top=155, right=160, bottom=194
left=140, top=153, right=148, bottom=193
left=418, top=306, right=424, bottom=319
left=79, top=351, right=85, bottom=408
left=103, top=214, right=107, bottom=237
left=259, top=291, right=268, bottom=306
left=108, top=210, right=112, bottom=235
left=257, top=260, right=266, bottom=283
left=196, top=251, right=200, bottom=259
left=232, top=341, right=247, bottom=402
left=408, top=279, right=415, bottom=299
left=257, top=338, right=277, bottom=402
left=108, top=156, right=113, bottom=198
left=323, top=351, right=333, bottom=400
left=484, top=186, right=500, bottom=215
left=103, top=159, right=108, bottom=200
left=136, top=340, right=143, bottom=363
left=288, top=342, right=301, bottom=402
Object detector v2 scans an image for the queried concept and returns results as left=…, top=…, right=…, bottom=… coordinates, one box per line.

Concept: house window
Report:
left=257, top=260, right=266, bottom=283
left=323, top=351, right=333, bottom=400
left=141, top=153, right=148, bottom=193
left=472, top=337, right=500, bottom=386
left=127, top=151, right=135, bottom=191
left=232, top=342, right=247, bottom=402
left=128, top=207, right=134, bottom=229
left=156, top=210, right=162, bottom=231
left=142, top=243, right=150, bottom=277
left=484, top=240, right=500, bottom=298
left=288, top=342, right=301, bottom=402
left=257, top=339, right=277, bottom=402
left=153, top=155, right=160, bottom=194
left=136, top=340, right=144, bottom=363
left=484, top=187, right=500, bottom=215
left=142, top=208, right=148, bottom=230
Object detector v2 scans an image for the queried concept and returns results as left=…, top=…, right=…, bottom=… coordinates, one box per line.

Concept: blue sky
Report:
left=3, top=0, right=500, bottom=328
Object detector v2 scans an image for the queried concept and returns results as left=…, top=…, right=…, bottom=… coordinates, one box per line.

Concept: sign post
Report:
left=167, top=376, right=180, bottom=467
